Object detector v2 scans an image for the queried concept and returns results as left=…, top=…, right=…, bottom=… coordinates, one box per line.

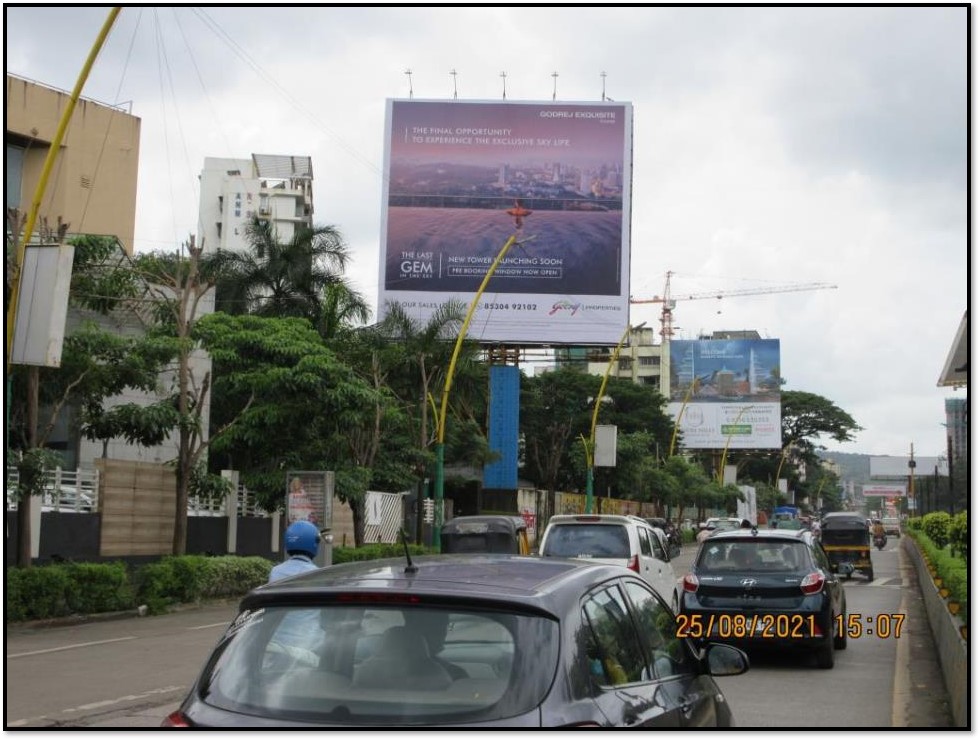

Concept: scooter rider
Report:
left=871, top=519, right=887, bottom=547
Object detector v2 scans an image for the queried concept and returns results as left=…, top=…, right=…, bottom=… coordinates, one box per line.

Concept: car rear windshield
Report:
left=542, top=523, right=630, bottom=559
left=697, top=540, right=809, bottom=573
left=198, top=604, right=560, bottom=725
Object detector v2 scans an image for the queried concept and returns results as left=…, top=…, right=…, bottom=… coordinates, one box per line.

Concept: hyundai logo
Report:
left=740, top=578, right=757, bottom=588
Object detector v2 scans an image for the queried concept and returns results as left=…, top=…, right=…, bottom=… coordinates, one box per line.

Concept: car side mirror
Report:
left=702, top=643, right=750, bottom=677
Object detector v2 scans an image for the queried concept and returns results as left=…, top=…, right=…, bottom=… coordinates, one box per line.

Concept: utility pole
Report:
left=907, top=443, right=916, bottom=516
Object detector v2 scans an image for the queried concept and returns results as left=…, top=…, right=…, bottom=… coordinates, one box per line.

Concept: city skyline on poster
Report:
left=377, top=99, right=633, bottom=346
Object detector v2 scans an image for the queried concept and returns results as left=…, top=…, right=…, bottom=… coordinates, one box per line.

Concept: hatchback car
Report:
left=163, top=555, right=748, bottom=727
left=679, top=528, right=847, bottom=669
left=539, top=514, right=679, bottom=611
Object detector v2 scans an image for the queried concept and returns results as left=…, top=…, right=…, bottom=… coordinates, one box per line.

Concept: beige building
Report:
left=6, top=73, right=141, bottom=254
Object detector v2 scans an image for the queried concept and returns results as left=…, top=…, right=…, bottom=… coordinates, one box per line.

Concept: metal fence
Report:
left=6, top=467, right=100, bottom=512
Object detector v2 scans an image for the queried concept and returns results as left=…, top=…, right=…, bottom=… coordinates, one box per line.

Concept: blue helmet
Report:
left=284, top=520, right=320, bottom=558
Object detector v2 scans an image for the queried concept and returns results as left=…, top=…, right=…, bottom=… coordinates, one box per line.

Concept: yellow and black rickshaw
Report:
left=440, top=515, right=531, bottom=555
left=819, top=512, right=874, bottom=580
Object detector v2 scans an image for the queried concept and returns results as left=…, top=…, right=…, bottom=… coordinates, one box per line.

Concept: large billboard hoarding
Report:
left=377, top=99, right=633, bottom=345
left=666, top=339, right=782, bottom=450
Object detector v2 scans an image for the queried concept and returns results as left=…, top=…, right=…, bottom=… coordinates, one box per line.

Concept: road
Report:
left=4, top=538, right=953, bottom=728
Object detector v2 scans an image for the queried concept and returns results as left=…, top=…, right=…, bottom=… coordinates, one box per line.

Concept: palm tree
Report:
left=213, top=217, right=369, bottom=333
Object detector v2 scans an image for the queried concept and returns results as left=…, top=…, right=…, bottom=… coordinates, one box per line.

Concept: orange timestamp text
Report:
left=675, top=612, right=906, bottom=640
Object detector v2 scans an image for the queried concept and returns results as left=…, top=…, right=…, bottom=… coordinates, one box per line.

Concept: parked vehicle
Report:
left=162, top=554, right=749, bottom=728
left=696, top=517, right=741, bottom=544
left=820, top=512, right=874, bottom=581
left=440, top=515, right=530, bottom=555
left=644, top=517, right=681, bottom=557
left=680, top=527, right=847, bottom=669
left=539, top=514, right=679, bottom=611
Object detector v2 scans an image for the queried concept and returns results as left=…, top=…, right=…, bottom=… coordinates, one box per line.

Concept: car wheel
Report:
left=816, top=635, right=835, bottom=669
left=866, top=567, right=875, bottom=581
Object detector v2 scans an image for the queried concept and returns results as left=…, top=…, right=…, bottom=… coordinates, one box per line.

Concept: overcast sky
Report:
left=6, top=6, right=969, bottom=459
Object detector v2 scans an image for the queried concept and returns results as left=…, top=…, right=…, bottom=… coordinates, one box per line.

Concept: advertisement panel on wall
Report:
left=666, top=338, right=782, bottom=449
left=377, top=99, right=633, bottom=345
left=862, top=484, right=907, bottom=500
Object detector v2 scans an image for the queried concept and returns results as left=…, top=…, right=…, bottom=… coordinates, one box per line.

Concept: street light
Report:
left=432, top=232, right=532, bottom=550
left=717, top=404, right=753, bottom=485
left=584, top=321, right=646, bottom=513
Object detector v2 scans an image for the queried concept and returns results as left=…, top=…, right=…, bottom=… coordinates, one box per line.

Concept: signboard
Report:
left=666, top=339, right=782, bottom=449
left=378, top=99, right=633, bottom=345
left=285, top=471, right=333, bottom=529
left=861, top=484, right=907, bottom=500
left=11, top=243, right=75, bottom=367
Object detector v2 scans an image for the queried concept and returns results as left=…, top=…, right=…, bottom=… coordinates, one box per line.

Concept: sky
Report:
left=6, top=5, right=969, bottom=459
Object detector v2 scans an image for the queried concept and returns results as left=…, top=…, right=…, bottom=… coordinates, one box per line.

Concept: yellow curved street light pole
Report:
left=668, top=379, right=699, bottom=458
left=717, top=404, right=753, bottom=485
left=5, top=7, right=122, bottom=373
left=584, top=321, right=645, bottom=513
left=433, top=233, right=527, bottom=549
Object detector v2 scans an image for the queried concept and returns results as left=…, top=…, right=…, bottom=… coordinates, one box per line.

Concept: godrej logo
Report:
left=549, top=300, right=581, bottom=316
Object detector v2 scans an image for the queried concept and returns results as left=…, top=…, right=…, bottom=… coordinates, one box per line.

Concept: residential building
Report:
left=5, top=73, right=140, bottom=254
left=557, top=326, right=664, bottom=390
left=197, top=154, right=313, bottom=254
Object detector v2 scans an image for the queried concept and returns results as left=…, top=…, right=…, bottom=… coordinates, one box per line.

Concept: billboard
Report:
left=666, top=339, right=782, bottom=450
left=378, top=99, right=633, bottom=345
left=862, top=484, right=907, bottom=500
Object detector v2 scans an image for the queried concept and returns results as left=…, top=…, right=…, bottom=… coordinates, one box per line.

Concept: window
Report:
left=542, top=524, right=630, bottom=559
left=582, top=586, right=647, bottom=686
left=622, top=581, right=696, bottom=679
left=637, top=527, right=652, bottom=557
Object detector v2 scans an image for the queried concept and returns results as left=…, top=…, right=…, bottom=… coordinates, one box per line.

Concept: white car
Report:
left=696, top=517, right=742, bottom=544
left=538, top=514, right=680, bottom=611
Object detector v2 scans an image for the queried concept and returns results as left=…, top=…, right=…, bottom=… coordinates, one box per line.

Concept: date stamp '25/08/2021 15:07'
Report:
left=674, top=613, right=906, bottom=640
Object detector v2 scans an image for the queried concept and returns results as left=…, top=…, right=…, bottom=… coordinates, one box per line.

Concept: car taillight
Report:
left=161, top=710, right=191, bottom=728
left=683, top=573, right=699, bottom=593
left=800, top=572, right=825, bottom=595
left=627, top=554, right=640, bottom=573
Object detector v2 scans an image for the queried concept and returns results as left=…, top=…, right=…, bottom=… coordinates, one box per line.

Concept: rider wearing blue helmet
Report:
left=269, top=520, right=320, bottom=583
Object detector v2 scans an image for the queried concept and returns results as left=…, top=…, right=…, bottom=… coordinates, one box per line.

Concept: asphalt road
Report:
left=4, top=538, right=953, bottom=728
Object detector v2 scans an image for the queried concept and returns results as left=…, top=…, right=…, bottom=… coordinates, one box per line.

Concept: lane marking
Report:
left=63, top=685, right=185, bottom=712
left=187, top=621, right=230, bottom=630
left=8, top=636, right=136, bottom=658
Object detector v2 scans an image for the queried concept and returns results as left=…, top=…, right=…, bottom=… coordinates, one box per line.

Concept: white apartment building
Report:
left=197, top=153, right=313, bottom=254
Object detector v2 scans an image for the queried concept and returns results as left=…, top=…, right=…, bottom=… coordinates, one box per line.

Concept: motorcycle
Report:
left=873, top=533, right=887, bottom=550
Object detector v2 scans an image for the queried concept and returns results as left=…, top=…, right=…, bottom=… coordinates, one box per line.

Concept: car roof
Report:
left=704, top=528, right=812, bottom=543
left=547, top=514, right=649, bottom=526
left=442, top=515, right=527, bottom=534
left=244, top=554, right=635, bottom=617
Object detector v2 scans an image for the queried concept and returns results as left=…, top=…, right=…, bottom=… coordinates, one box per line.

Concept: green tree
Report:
left=212, top=217, right=369, bottom=332
left=201, top=313, right=382, bottom=521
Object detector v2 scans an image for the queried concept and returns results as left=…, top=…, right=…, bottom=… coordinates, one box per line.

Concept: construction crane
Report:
left=630, top=270, right=838, bottom=340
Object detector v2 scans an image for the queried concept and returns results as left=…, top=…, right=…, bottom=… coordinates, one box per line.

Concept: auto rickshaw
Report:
left=440, top=515, right=531, bottom=555
left=819, top=512, right=874, bottom=580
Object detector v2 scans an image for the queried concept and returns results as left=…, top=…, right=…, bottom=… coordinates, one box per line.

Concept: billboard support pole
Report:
left=434, top=233, right=521, bottom=550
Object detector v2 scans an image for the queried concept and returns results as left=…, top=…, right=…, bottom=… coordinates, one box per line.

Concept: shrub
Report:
left=948, top=512, right=968, bottom=560
left=906, top=517, right=922, bottom=532
left=909, top=529, right=968, bottom=625
left=63, top=562, right=135, bottom=614
left=196, top=556, right=272, bottom=598
left=922, top=511, right=952, bottom=549
left=5, top=565, right=72, bottom=621
left=333, top=543, right=433, bottom=564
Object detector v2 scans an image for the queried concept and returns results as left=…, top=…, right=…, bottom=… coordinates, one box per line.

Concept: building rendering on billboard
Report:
left=377, top=99, right=633, bottom=345
left=666, top=338, right=782, bottom=450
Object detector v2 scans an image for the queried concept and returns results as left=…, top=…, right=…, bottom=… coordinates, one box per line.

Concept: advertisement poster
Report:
left=666, top=339, right=782, bottom=450
left=285, top=472, right=330, bottom=528
left=378, top=99, right=633, bottom=345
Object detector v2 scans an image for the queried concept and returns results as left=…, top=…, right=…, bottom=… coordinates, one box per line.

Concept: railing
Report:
left=5, top=467, right=100, bottom=512
left=187, top=484, right=272, bottom=518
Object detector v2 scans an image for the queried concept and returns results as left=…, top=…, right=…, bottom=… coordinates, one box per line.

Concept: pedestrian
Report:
left=269, top=520, right=321, bottom=583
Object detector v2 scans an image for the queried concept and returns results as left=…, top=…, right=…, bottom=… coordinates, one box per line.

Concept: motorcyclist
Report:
left=871, top=519, right=887, bottom=544
left=269, top=520, right=321, bottom=582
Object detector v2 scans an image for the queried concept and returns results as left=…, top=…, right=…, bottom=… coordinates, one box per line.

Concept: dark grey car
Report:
left=163, top=554, right=748, bottom=727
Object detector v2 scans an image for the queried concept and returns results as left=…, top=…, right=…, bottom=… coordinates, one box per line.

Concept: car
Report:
left=696, top=517, right=741, bottom=544
left=679, top=527, right=847, bottom=669
left=644, top=517, right=681, bottom=556
left=539, top=514, right=680, bottom=611
left=162, top=554, right=749, bottom=728
left=881, top=517, right=901, bottom=536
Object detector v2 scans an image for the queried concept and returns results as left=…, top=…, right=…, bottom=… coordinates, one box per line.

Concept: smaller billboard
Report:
left=861, top=484, right=907, bottom=500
